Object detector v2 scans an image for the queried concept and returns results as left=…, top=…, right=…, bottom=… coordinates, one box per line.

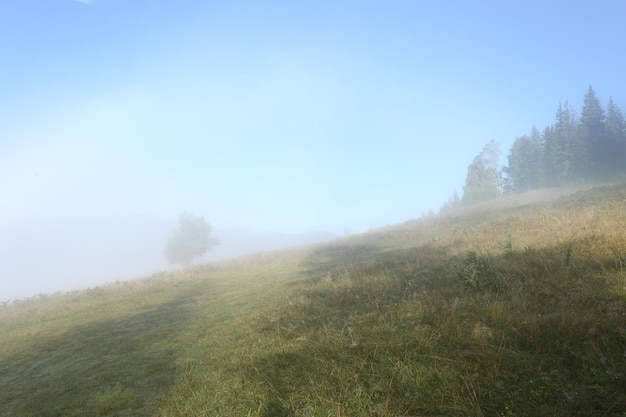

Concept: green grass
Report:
left=2, top=184, right=626, bottom=416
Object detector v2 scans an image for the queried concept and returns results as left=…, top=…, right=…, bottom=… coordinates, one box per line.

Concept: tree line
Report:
left=444, top=86, right=626, bottom=210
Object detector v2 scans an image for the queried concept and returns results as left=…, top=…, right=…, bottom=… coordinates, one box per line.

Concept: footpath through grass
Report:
left=1, top=185, right=626, bottom=416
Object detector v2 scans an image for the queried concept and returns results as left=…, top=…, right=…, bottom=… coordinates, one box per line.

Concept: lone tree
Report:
left=164, top=212, right=219, bottom=266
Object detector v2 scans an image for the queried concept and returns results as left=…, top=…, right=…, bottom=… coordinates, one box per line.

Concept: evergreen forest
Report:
left=452, top=86, right=626, bottom=209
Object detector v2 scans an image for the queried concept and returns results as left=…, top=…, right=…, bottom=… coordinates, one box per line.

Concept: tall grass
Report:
left=1, top=185, right=626, bottom=416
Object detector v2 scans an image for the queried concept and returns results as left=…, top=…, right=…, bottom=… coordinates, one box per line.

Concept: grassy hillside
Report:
left=1, top=185, right=626, bottom=416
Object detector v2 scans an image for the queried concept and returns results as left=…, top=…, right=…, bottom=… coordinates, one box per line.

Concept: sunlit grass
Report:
left=2, top=184, right=626, bottom=416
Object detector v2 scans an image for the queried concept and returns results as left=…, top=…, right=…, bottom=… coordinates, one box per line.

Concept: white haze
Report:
left=0, top=216, right=337, bottom=302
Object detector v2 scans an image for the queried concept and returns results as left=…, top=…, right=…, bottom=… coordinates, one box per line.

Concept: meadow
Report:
left=1, top=184, right=625, bottom=416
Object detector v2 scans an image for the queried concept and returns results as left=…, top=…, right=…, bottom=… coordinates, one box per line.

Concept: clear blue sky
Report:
left=1, top=0, right=625, bottom=298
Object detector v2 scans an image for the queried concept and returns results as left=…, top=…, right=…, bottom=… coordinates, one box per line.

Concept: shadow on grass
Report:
left=246, top=239, right=626, bottom=416
left=0, top=285, right=206, bottom=417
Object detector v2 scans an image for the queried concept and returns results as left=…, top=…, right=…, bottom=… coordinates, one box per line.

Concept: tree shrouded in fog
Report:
left=462, top=140, right=502, bottom=205
left=503, top=86, right=626, bottom=189
left=546, top=101, right=581, bottom=184
left=442, top=86, right=626, bottom=213
left=505, top=128, right=544, bottom=192
left=605, top=96, right=626, bottom=174
left=164, top=212, right=219, bottom=266
left=579, top=85, right=607, bottom=177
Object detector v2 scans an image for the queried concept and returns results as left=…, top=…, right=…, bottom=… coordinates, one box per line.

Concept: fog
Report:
left=1, top=217, right=169, bottom=300
left=0, top=215, right=337, bottom=301
left=2, top=1, right=625, bottom=301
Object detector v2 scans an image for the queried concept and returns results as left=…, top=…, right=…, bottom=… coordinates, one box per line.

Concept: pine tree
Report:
left=529, top=127, right=546, bottom=186
left=579, top=85, right=607, bottom=178
left=605, top=97, right=626, bottom=175
left=542, top=125, right=558, bottom=186
left=505, top=128, right=544, bottom=192
left=547, top=101, right=581, bottom=184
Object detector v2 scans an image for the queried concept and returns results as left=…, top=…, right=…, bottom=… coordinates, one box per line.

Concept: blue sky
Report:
left=1, top=0, right=625, bottom=298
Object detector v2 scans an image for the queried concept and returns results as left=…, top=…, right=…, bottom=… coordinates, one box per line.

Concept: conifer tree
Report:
left=579, top=85, right=607, bottom=178
left=605, top=97, right=626, bottom=174
left=542, top=125, right=557, bottom=186
left=546, top=101, right=580, bottom=184
left=505, top=129, right=543, bottom=192
left=529, top=127, right=546, bottom=186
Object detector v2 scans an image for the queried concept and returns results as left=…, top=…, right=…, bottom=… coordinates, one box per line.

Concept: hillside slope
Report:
left=1, top=185, right=626, bottom=416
